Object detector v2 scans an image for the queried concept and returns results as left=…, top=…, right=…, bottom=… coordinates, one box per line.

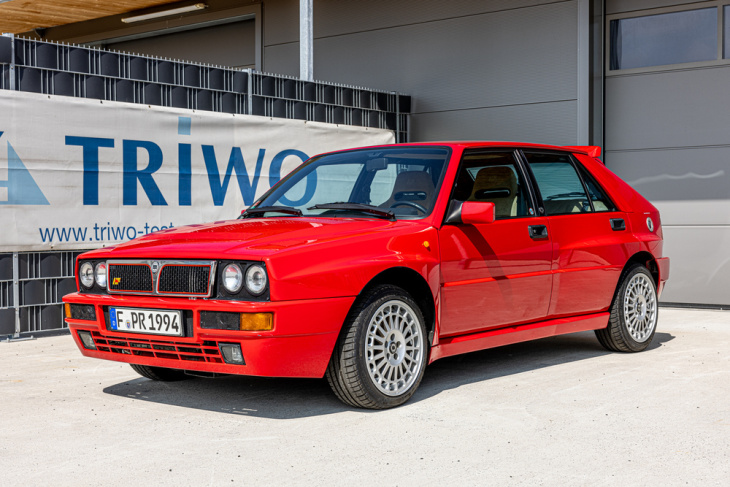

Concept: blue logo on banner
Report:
left=0, top=132, right=50, bottom=205
left=65, top=116, right=311, bottom=207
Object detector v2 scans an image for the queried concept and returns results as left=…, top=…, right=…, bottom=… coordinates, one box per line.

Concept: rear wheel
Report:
left=326, top=285, right=428, bottom=409
left=130, top=364, right=190, bottom=381
left=596, top=263, right=658, bottom=352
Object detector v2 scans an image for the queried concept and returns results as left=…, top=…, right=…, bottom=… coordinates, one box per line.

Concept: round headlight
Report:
left=222, top=264, right=243, bottom=293
left=79, top=262, right=94, bottom=289
left=245, top=265, right=267, bottom=296
left=95, top=262, right=107, bottom=288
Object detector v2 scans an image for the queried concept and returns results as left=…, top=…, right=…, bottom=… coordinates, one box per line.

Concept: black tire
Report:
left=130, top=364, right=190, bottom=381
left=326, top=285, right=429, bottom=409
left=595, top=263, right=658, bottom=352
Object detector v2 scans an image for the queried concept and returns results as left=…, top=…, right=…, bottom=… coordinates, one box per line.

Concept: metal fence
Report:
left=0, top=251, right=83, bottom=337
left=0, top=35, right=411, bottom=337
left=0, top=34, right=410, bottom=142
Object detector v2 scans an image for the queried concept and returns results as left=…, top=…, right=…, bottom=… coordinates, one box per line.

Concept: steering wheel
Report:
left=390, top=201, right=427, bottom=213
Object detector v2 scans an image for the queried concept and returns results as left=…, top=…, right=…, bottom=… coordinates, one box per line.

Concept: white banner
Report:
left=0, top=90, right=395, bottom=251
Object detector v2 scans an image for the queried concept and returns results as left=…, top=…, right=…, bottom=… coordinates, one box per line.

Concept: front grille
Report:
left=106, top=260, right=216, bottom=297
left=90, top=331, right=223, bottom=363
left=108, top=264, right=153, bottom=292
left=159, top=265, right=210, bottom=295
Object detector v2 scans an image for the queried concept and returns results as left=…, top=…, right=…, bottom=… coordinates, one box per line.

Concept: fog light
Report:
left=77, top=330, right=97, bottom=350
left=219, top=343, right=245, bottom=365
left=240, top=312, right=273, bottom=331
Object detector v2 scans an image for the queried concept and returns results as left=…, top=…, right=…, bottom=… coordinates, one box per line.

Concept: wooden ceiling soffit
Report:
left=0, top=1, right=183, bottom=34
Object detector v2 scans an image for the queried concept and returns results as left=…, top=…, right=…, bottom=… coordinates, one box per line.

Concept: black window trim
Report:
left=514, top=149, right=545, bottom=216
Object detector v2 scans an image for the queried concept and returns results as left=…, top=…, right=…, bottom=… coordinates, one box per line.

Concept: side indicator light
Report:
left=64, top=303, right=71, bottom=319
left=240, top=312, right=273, bottom=331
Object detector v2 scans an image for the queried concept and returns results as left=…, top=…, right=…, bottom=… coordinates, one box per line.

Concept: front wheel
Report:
left=326, top=285, right=428, bottom=409
left=596, top=263, right=658, bottom=352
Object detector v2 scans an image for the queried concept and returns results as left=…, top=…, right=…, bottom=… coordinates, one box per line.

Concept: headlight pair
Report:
left=222, top=263, right=267, bottom=296
left=79, top=261, right=107, bottom=290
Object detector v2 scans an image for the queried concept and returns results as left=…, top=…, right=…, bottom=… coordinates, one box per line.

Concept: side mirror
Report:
left=461, top=201, right=495, bottom=224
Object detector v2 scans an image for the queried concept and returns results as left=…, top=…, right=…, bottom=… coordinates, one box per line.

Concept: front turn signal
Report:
left=240, top=312, right=273, bottom=331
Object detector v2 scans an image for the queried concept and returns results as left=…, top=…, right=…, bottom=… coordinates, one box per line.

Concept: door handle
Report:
left=610, top=218, right=626, bottom=231
left=528, top=224, right=549, bottom=239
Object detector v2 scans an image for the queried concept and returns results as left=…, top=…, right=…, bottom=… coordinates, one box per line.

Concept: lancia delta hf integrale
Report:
left=64, top=142, right=669, bottom=409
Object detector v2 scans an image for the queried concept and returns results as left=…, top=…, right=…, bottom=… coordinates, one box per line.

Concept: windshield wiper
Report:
left=308, top=203, right=395, bottom=221
left=239, top=205, right=303, bottom=218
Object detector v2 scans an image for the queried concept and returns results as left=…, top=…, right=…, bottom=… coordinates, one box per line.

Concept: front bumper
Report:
left=63, top=292, right=356, bottom=378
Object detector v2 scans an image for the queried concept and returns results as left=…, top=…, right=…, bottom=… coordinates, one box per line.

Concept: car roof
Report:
left=321, top=141, right=598, bottom=157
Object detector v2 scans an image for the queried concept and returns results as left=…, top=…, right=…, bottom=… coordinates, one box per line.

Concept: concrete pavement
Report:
left=1, top=307, right=728, bottom=486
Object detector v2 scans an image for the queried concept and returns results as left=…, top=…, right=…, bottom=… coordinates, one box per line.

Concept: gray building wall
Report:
left=263, top=0, right=581, bottom=144
left=107, top=19, right=256, bottom=68
left=35, top=0, right=584, bottom=145
left=604, top=0, right=730, bottom=305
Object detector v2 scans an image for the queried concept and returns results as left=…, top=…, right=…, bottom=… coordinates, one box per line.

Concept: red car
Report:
left=64, top=142, right=669, bottom=409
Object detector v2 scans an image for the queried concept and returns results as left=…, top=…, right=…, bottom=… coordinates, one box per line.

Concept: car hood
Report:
left=82, top=217, right=424, bottom=260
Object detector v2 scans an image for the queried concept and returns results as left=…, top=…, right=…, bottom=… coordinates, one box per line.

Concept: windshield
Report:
left=251, top=147, right=451, bottom=219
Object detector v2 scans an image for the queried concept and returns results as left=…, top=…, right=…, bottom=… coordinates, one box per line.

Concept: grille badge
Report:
left=151, top=261, right=160, bottom=273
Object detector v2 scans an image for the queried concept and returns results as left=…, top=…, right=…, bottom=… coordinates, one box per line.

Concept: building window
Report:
left=610, top=8, right=717, bottom=70
left=724, top=6, right=730, bottom=58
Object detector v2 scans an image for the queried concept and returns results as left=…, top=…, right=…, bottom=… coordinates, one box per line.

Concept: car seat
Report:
left=468, top=166, right=518, bottom=218
left=381, top=171, right=435, bottom=211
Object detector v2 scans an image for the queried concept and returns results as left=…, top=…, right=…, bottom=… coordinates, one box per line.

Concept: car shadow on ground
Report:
left=103, top=331, right=674, bottom=419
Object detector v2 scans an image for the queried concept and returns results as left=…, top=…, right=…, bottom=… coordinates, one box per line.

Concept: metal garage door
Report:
left=604, top=0, right=730, bottom=305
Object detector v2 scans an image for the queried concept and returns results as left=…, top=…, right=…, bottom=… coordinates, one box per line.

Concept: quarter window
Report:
left=523, top=152, right=592, bottom=215
left=577, top=165, right=617, bottom=212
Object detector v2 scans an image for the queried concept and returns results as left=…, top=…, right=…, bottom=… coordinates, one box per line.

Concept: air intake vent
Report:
left=107, top=260, right=216, bottom=297
left=108, top=264, right=153, bottom=292
left=159, top=265, right=211, bottom=295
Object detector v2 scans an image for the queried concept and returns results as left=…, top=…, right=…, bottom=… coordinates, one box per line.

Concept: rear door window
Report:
left=523, top=152, right=592, bottom=215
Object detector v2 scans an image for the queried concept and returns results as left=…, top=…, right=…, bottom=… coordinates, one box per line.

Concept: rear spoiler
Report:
left=563, top=145, right=602, bottom=159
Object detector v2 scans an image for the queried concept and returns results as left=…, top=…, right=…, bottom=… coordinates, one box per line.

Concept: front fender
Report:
left=266, top=225, right=440, bottom=301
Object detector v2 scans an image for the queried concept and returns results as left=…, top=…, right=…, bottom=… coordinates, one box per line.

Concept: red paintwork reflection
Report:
left=439, top=218, right=553, bottom=336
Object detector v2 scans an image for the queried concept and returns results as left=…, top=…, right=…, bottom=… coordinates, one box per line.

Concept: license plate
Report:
left=109, top=307, right=183, bottom=336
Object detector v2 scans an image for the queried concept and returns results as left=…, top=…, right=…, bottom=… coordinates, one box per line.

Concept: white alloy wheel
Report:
left=365, top=300, right=425, bottom=396
left=595, top=263, right=659, bottom=353
left=325, top=284, right=429, bottom=409
left=623, top=273, right=658, bottom=343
